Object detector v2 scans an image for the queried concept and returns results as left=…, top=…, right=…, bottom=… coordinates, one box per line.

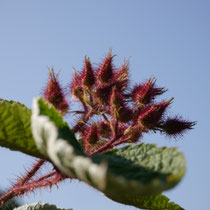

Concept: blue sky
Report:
left=0, top=1, right=209, bottom=209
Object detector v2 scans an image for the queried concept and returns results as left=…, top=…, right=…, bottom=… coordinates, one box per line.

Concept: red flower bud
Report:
left=84, top=124, right=99, bottom=145
left=117, top=123, right=128, bottom=136
left=109, top=87, right=132, bottom=122
left=109, top=87, right=123, bottom=118
left=118, top=107, right=132, bottom=123
left=138, top=99, right=172, bottom=129
left=97, top=50, right=114, bottom=84
left=110, top=87, right=123, bottom=107
left=124, top=125, right=142, bottom=143
left=133, top=78, right=166, bottom=108
left=70, top=69, right=83, bottom=100
left=94, top=82, right=113, bottom=105
left=99, top=121, right=111, bottom=138
left=44, top=68, right=68, bottom=114
left=82, top=57, right=95, bottom=88
left=114, top=60, right=129, bottom=91
left=161, top=116, right=196, bottom=137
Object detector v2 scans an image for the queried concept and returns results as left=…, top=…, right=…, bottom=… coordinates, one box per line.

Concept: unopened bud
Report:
left=162, top=116, right=196, bottom=137
left=94, top=82, right=113, bottom=105
left=114, top=59, right=129, bottom=91
left=70, top=69, right=83, bottom=100
left=133, top=78, right=166, bottom=108
left=82, top=57, right=95, bottom=88
left=110, top=87, right=123, bottom=107
left=99, top=121, right=111, bottom=138
left=109, top=87, right=132, bottom=122
left=138, top=99, right=172, bottom=128
left=97, top=49, right=114, bottom=84
left=84, top=124, right=99, bottom=144
left=118, top=106, right=132, bottom=123
left=124, top=125, right=142, bottom=143
left=44, top=68, right=68, bottom=114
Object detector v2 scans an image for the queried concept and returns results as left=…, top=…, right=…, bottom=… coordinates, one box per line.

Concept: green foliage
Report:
left=37, top=97, right=82, bottom=152
left=108, top=194, right=184, bottom=210
left=31, top=97, right=185, bottom=209
left=0, top=99, right=45, bottom=159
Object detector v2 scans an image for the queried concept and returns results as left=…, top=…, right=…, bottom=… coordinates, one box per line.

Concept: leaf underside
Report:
left=13, top=202, right=72, bottom=210
left=31, top=97, right=185, bottom=209
left=0, top=99, right=45, bottom=159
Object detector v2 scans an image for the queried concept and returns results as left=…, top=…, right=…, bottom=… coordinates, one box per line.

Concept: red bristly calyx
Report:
left=44, top=68, right=68, bottom=114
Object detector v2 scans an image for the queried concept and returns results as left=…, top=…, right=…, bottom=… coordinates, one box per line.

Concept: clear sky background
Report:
left=0, top=1, right=209, bottom=210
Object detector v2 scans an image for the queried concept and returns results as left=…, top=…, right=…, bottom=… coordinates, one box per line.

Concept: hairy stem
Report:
left=0, top=171, right=64, bottom=206
left=20, top=159, right=45, bottom=185
left=0, top=159, right=45, bottom=206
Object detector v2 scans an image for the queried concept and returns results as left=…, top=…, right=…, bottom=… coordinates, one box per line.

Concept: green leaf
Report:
left=107, top=194, right=184, bottom=210
left=36, top=97, right=82, bottom=152
left=13, top=202, right=72, bottom=210
left=0, top=99, right=45, bottom=159
left=95, top=143, right=185, bottom=196
left=31, top=97, right=185, bottom=209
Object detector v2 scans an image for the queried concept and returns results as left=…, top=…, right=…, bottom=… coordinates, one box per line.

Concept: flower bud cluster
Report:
left=44, top=51, right=195, bottom=155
